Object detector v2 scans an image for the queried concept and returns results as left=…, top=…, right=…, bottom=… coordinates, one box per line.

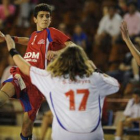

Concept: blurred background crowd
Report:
left=0, top=0, right=140, bottom=140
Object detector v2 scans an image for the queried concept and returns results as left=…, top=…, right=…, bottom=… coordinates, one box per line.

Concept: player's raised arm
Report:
left=121, top=21, right=140, bottom=66
left=0, top=31, right=29, bottom=46
left=54, top=41, right=76, bottom=55
left=12, top=36, right=29, bottom=46
left=5, top=35, right=30, bottom=76
left=46, top=41, right=76, bottom=61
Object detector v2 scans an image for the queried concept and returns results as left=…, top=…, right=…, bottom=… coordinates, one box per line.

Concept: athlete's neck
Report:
left=37, top=27, right=48, bottom=31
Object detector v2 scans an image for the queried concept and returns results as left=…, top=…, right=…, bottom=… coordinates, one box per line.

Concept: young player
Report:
left=0, top=3, right=72, bottom=140
left=120, top=21, right=140, bottom=66
left=5, top=35, right=119, bottom=140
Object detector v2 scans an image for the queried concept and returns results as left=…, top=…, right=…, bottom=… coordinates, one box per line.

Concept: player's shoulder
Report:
left=90, top=71, right=111, bottom=84
left=91, top=71, right=101, bottom=77
left=89, top=72, right=102, bottom=82
left=49, top=27, right=57, bottom=30
left=30, top=66, right=49, bottom=77
left=49, top=27, right=60, bottom=32
left=128, top=98, right=134, bottom=104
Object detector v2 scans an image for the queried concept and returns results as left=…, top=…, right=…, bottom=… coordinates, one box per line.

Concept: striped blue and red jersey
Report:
left=24, top=27, right=70, bottom=69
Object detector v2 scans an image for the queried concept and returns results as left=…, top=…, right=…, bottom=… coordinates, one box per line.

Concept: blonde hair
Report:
left=47, top=45, right=94, bottom=81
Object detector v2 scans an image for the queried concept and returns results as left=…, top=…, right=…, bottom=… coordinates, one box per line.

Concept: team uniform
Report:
left=30, top=66, right=119, bottom=140
left=4, top=28, right=70, bottom=121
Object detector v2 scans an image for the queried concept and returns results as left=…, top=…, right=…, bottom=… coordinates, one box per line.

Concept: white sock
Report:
left=115, top=136, right=121, bottom=140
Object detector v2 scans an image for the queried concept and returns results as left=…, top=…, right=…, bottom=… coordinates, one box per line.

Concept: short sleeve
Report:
left=49, top=27, right=71, bottom=45
left=97, top=16, right=106, bottom=35
left=30, top=66, right=53, bottom=96
left=93, top=73, right=120, bottom=97
left=124, top=99, right=133, bottom=116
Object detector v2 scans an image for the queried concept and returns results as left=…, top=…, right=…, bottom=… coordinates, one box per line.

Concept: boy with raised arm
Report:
left=0, top=3, right=73, bottom=140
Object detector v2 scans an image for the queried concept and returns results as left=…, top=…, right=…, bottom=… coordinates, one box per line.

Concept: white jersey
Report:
left=30, top=66, right=119, bottom=140
left=124, top=99, right=140, bottom=118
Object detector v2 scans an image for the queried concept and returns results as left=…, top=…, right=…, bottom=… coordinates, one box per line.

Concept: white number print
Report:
left=31, top=35, right=37, bottom=45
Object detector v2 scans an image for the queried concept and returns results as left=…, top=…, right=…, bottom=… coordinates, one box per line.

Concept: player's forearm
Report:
left=125, top=39, right=140, bottom=66
left=131, top=58, right=139, bottom=77
left=5, top=35, right=30, bottom=76
left=13, top=54, right=30, bottom=76
left=55, top=41, right=76, bottom=55
left=14, top=37, right=29, bottom=46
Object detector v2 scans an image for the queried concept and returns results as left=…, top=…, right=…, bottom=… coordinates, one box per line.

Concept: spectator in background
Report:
left=58, top=22, right=70, bottom=37
left=123, top=1, right=140, bottom=39
left=107, top=52, right=139, bottom=92
left=1, top=55, right=15, bottom=84
left=14, top=0, right=30, bottom=28
left=132, top=0, right=140, bottom=10
left=138, top=0, right=140, bottom=10
left=95, top=5, right=122, bottom=46
left=93, top=5, right=122, bottom=70
left=58, top=23, right=67, bottom=33
left=72, top=24, right=87, bottom=50
left=30, top=0, right=39, bottom=9
left=102, top=6, right=108, bottom=16
left=81, top=0, right=100, bottom=46
left=115, top=88, right=140, bottom=140
left=0, top=0, right=16, bottom=29
left=118, top=0, right=128, bottom=17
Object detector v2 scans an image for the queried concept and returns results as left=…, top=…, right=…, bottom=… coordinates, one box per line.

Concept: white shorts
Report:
left=51, top=118, right=104, bottom=140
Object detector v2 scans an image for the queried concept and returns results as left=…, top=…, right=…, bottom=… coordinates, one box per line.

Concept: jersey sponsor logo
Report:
left=24, top=52, right=40, bottom=62
left=24, top=52, right=39, bottom=59
left=38, top=39, right=45, bottom=44
left=25, top=59, right=38, bottom=62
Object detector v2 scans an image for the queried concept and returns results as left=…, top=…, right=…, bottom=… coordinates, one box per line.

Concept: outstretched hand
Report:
left=120, top=21, right=130, bottom=42
left=46, top=50, right=57, bottom=61
left=5, top=35, right=15, bottom=51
